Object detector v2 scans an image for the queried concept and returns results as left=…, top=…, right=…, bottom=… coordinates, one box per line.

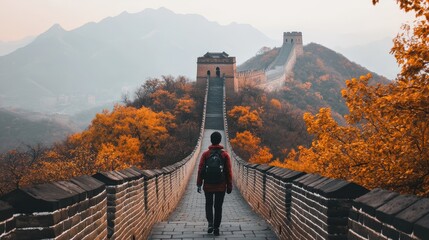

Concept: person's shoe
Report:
left=207, top=223, right=214, bottom=234
left=213, top=228, right=220, bottom=236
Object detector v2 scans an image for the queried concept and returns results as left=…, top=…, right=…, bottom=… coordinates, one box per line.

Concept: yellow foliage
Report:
left=175, top=95, right=196, bottom=114
left=273, top=0, right=429, bottom=196
left=228, top=106, right=263, bottom=130
left=249, top=146, right=273, bottom=164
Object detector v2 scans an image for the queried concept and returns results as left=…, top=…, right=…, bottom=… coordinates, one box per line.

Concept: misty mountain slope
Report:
left=0, top=7, right=276, bottom=113
left=338, top=37, right=399, bottom=80
left=0, top=36, right=35, bottom=56
left=238, top=42, right=390, bottom=121
left=0, top=109, right=80, bottom=152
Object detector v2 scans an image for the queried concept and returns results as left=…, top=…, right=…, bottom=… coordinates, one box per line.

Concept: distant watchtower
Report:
left=283, top=32, right=303, bottom=56
left=196, top=52, right=238, bottom=98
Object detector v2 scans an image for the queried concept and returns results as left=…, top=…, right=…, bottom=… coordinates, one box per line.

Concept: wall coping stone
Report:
left=52, top=181, right=87, bottom=202
left=314, top=179, right=368, bottom=199
left=282, top=170, right=306, bottom=182
left=1, top=182, right=84, bottom=213
left=70, top=175, right=105, bottom=198
left=0, top=201, right=13, bottom=222
left=162, top=166, right=175, bottom=174
left=392, top=198, right=429, bottom=234
left=266, top=167, right=305, bottom=182
left=255, top=164, right=273, bottom=173
left=293, top=174, right=324, bottom=187
left=111, top=170, right=130, bottom=180
left=306, top=177, right=334, bottom=192
left=152, top=169, right=164, bottom=177
left=247, top=164, right=260, bottom=169
left=140, top=169, right=157, bottom=179
left=375, top=194, right=420, bottom=225
left=354, top=188, right=399, bottom=215
left=93, top=171, right=125, bottom=185
left=414, top=212, right=429, bottom=239
left=119, top=168, right=142, bottom=181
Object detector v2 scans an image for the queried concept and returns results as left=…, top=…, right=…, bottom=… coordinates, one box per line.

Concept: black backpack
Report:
left=202, top=149, right=226, bottom=184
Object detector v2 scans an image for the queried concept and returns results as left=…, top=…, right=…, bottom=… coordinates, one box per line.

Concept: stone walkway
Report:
left=148, top=130, right=278, bottom=240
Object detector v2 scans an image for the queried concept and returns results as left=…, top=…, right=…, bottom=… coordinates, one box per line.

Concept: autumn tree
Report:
left=228, top=105, right=263, bottom=131
left=0, top=144, right=45, bottom=194
left=277, top=0, right=429, bottom=196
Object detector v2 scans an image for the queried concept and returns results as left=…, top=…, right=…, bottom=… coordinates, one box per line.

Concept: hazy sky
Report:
left=0, top=0, right=413, bottom=49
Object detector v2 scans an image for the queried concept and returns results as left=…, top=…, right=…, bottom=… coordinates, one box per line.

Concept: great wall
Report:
left=1, top=32, right=429, bottom=239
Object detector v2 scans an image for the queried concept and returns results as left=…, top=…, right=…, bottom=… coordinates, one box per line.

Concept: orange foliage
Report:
left=269, top=99, right=282, bottom=110
left=230, top=131, right=273, bottom=164
left=250, top=146, right=273, bottom=164
left=28, top=105, right=176, bottom=184
left=228, top=106, right=263, bottom=130
left=274, top=0, right=429, bottom=196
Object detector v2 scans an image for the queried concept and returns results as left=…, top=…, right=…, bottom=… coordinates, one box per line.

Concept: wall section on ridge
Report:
left=222, top=79, right=429, bottom=240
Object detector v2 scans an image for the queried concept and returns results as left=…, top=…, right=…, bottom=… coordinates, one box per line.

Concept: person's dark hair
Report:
left=210, top=131, right=222, bottom=145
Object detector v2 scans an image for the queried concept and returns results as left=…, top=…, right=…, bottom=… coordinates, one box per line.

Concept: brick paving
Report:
left=148, top=130, right=278, bottom=240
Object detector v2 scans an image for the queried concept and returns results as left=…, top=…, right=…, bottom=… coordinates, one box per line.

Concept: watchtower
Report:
left=196, top=52, right=238, bottom=98
left=283, top=32, right=303, bottom=56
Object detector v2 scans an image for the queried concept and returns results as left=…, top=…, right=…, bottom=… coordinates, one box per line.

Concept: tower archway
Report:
left=216, top=67, right=220, bottom=77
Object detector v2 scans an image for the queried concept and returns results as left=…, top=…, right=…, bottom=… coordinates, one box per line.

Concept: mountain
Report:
left=0, top=108, right=81, bottom=152
left=338, top=37, right=399, bottom=80
left=0, top=7, right=276, bottom=114
left=0, top=36, right=34, bottom=56
left=238, top=43, right=390, bottom=122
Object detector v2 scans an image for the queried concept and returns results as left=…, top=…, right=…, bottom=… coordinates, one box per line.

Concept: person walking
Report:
left=197, top=131, right=233, bottom=236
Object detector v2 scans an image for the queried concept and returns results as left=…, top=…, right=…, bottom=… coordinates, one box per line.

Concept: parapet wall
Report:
left=0, top=151, right=201, bottom=240
left=0, top=78, right=209, bottom=240
left=230, top=155, right=429, bottom=240
left=221, top=81, right=429, bottom=239
left=236, top=70, right=266, bottom=89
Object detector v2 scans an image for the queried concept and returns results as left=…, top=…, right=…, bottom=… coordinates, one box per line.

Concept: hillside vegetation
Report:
left=230, top=0, right=429, bottom=196
left=0, top=76, right=203, bottom=196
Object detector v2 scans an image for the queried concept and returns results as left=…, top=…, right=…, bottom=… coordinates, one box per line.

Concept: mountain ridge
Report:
left=0, top=7, right=276, bottom=114
left=238, top=42, right=390, bottom=122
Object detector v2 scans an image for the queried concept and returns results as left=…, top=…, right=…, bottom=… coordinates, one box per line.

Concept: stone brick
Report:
left=1, top=183, right=83, bottom=213
left=293, top=174, right=324, bottom=188
left=381, top=224, right=400, bottom=239
left=316, top=179, right=368, bottom=199
left=0, top=201, right=13, bottom=222
left=15, top=213, right=60, bottom=228
left=70, top=175, right=105, bottom=198
left=93, top=171, right=124, bottom=185
left=53, top=181, right=87, bottom=202
left=15, top=227, right=56, bottom=239
left=414, top=213, right=429, bottom=239
left=375, top=194, right=419, bottom=225
left=5, top=218, right=15, bottom=232
left=362, top=214, right=382, bottom=232
left=353, top=188, right=399, bottom=216
left=393, top=198, right=429, bottom=234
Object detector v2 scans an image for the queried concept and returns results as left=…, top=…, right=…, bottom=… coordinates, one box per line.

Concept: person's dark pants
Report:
left=204, top=191, right=226, bottom=228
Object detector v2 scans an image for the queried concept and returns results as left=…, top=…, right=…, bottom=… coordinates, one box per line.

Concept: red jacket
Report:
left=197, top=145, right=233, bottom=192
